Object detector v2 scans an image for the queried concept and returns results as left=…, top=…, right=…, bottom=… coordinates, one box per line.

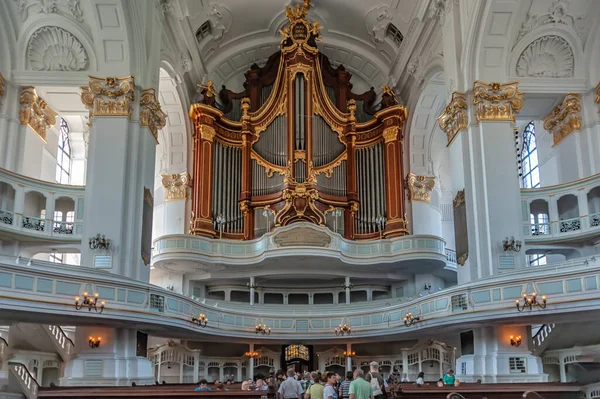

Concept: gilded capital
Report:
left=140, top=88, right=167, bottom=143
left=406, top=173, right=435, bottom=203
left=0, top=73, right=5, bottom=98
left=382, top=126, right=399, bottom=143
left=81, top=75, right=135, bottom=119
left=542, top=93, right=581, bottom=146
left=472, top=81, right=523, bottom=122
left=437, top=92, right=468, bottom=146
left=19, top=86, right=58, bottom=142
left=200, top=125, right=216, bottom=142
left=161, top=172, right=190, bottom=201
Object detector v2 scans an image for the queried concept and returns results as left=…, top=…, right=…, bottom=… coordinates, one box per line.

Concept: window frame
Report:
left=521, top=122, right=540, bottom=189
left=56, top=118, right=72, bottom=185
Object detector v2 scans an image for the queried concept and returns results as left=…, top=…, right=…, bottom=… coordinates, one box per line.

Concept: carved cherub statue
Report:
left=197, top=80, right=217, bottom=107
left=380, top=84, right=399, bottom=109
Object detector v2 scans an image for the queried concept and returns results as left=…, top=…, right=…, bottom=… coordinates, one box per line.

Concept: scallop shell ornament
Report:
left=27, top=26, right=88, bottom=71
left=516, top=35, right=574, bottom=78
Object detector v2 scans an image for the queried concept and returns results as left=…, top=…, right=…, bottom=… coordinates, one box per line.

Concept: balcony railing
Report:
left=0, top=168, right=84, bottom=240
left=445, top=248, right=457, bottom=264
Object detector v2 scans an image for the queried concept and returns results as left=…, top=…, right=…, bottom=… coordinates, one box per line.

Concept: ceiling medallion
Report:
left=27, top=26, right=88, bottom=71
left=516, top=35, right=574, bottom=78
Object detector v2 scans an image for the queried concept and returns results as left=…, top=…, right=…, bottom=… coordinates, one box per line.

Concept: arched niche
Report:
left=529, top=199, right=550, bottom=235
left=0, top=182, right=16, bottom=216
left=557, top=194, right=580, bottom=233
left=23, top=191, right=46, bottom=218
left=587, top=186, right=600, bottom=228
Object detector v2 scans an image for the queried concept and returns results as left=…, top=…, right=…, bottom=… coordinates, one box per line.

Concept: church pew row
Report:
left=391, top=382, right=582, bottom=399
left=38, top=388, right=275, bottom=398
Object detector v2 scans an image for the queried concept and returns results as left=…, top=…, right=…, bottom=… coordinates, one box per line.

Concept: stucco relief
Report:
left=514, top=0, right=586, bottom=46
left=27, top=26, right=88, bottom=71
left=365, top=5, right=392, bottom=44
left=208, top=4, right=232, bottom=41
left=16, top=0, right=84, bottom=22
left=516, top=35, right=574, bottom=78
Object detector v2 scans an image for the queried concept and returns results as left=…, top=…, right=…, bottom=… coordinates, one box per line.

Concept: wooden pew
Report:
left=394, top=382, right=582, bottom=399
left=38, top=385, right=274, bottom=398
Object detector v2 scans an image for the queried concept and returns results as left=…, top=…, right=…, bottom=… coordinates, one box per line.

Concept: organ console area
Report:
left=189, top=0, right=408, bottom=241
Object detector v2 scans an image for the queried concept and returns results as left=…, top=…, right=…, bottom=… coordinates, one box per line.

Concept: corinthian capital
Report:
left=161, top=172, right=190, bottom=201
left=19, top=86, right=58, bottom=142
left=140, top=88, right=167, bottom=143
left=437, top=92, right=468, bottom=146
left=542, top=93, right=581, bottom=146
left=80, top=76, right=135, bottom=119
left=406, top=173, right=435, bottom=203
left=472, top=81, right=523, bottom=122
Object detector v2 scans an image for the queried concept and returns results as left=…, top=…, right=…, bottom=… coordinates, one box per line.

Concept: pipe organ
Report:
left=189, top=0, right=408, bottom=240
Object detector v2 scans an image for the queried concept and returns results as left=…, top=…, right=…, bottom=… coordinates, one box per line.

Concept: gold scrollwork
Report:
left=313, top=152, right=347, bottom=178
left=542, top=93, right=581, bottom=147
left=19, top=86, right=58, bottom=142
left=140, top=88, right=167, bottom=144
left=81, top=75, right=135, bottom=119
left=406, top=173, right=435, bottom=203
left=240, top=200, right=251, bottom=216
left=453, top=189, right=465, bottom=209
left=437, top=92, right=468, bottom=146
left=596, top=82, right=600, bottom=105
left=251, top=151, right=286, bottom=177
left=472, top=81, right=523, bottom=122
left=161, top=172, right=190, bottom=201
left=200, top=125, right=216, bottom=142
left=382, top=126, right=399, bottom=143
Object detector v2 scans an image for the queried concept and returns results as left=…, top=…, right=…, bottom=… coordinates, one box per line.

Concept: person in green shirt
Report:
left=443, top=369, right=456, bottom=385
left=349, top=370, right=374, bottom=399
left=305, top=373, right=324, bottom=399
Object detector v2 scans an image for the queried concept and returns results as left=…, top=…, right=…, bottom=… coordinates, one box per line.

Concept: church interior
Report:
left=0, top=0, right=600, bottom=398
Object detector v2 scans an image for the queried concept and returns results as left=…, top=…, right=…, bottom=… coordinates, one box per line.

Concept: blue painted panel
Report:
left=244, top=318, right=254, bottom=326
left=492, top=289, right=501, bottom=301
left=349, top=317, right=361, bottom=326
left=426, top=240, right=435, bottom=249
left=223, top=315, right=235, bottom=324
left=358, top=247, right=370, bottom=255
left=436, top=298, right=448, bottom=310
left=403, top=241, right=410, bottom=249
left=177, top=239, right=185, bottom=248
left=538, top=281, right=564, bottom=295
left=331, top=319, right=342, bottom=327
left=56, top=281, right=79, bottom=295
left=182, top=303, right=191, bottom=314
left=167, top=298, right=178, bottom=310
left=274, top=320, right=280, bottom=328
left=77, top=198, right=85, bottom=219
left=370, top=315, right=381, bottom=324
left=417, top=240, right=425, bottom=248
left=96, top=286, right=115, bottom=301
left=471, top=291, right=491, bottom=304
left=312, top=320, right=324, bottom=328
left=15, top=275, right=34, bottom=291
left=566, top=278, right=582, bottom=293
left=191, top=241, right=200, bottom=249
left=235, top=317, right=243, bottom=326
left=232, top=246, right=245, bottom=255
left=585, top=277, right=597, bottom=290
left=117, top=289, right=126, bottom=301
left=264, top=320, right=274, bottom=328
left=296, top=320, right=309, bottom=332
left=37, top=278, right=53, bottom=293
left=281, top=320, right=293, bottom=328
left=498, top=256, right=515, bottom=269
left=421, top=303, right=430, bottom=313
left=389, top=312, right=401, bottom=321
left=127, top=291, right=146, bottom=304
left=503, top=286, right=523, bottom=299
left=525, top=283, right=534, bottom=294
left=207, top=311, right=218, bottom=322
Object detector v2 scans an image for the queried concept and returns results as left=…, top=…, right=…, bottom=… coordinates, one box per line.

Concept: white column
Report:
left=193, top=354, right=199, bottom=383
left=248, top=344, right=255, bottom=381
left=559, top=357, right=567, bottom=383
left=237, top=362, right=242, bottom=382
left=219, top=367, right=224, bottom=382
left=578, top=190, right=590, bottom=229
left=249, top=277, right=255, bottom=306
left=157, top=363, right=161, bottom=383
left=366, top=289, right=372, bottom=302
left=345, top=277, right=351, bottom=304
left=179, top=362, right=184, bottom=384
left=225, top=290, right=231, bottom=301
left=0, top=81, right=28, bottom=174
left=346, top=344, right=352, bottom=372
left=402, top=351, right=408, bottom=378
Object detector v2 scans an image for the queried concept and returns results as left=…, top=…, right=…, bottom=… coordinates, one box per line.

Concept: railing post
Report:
left=578, top=190, right=590, bottom=230
left=548, top=196, right=559, bottom=236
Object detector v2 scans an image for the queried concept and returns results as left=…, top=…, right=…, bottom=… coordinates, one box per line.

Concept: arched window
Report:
left=521, top=122, right=540, bottom=188
left=56, top=118, right=71, bottom=184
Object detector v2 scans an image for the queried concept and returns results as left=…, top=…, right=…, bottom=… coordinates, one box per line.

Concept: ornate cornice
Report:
left=0, top=73, right=5, bottom=98
left=406, top=173, right=435, bottom=203
left=161, top=172, right=190, bottom=201
left=382, top=126, right=399, bottom=143
left=437, top=92, right=468, bottom=146
left=140, top=88, right=167, bottom=144
left=472, top=81, right=523, bottom=123
left=200, top=125, right=216, bottom=142
left=542, top=93, right=581, bottom=147
left=80, top=76, right=135, bottom=119
left=19, top=86, right=58, bottom=142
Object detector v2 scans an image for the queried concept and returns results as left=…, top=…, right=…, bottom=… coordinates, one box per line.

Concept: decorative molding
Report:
left=0, top=73, right=4, bottom=98
left=472, top=81, right=523, bottom=123
left=19, top=86, right=58, bottom=142
left=208, top=4, right=232, bottom=41
left=140, top=88, right=167, bottom=143
left=199, top=125, right=216, bottom=142
left=542, top=93, right=581, bottom=146
left=27, top=26, right=88, bottom=71
left=382, top=126, right=399, bottom=143
left=437, top=92, right=468, bottom=146
left=273, top=226, right=332, bottom=248
left=406, top=173, right=435, bottom=203
left=178, top=51, right=192, bottom=74
left=514, top=0, right=585, bottom=47
left=161, top=172, right=190, bottom=201
left=16, top=0, right=84, bottom=22
left=595, top=82, right=600, bottom=105
left=453, top=189, right=465, bottom=209
left=427, top=0, right=454, bottom=26
left=80, top=76, right=135, bottom=119
left=365, top=5, right=392, bottom=44
left=516, top=35, right=574, bottom=78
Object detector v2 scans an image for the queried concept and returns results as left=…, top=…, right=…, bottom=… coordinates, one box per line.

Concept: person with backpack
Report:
left=364, top=362, right=385, bottom=399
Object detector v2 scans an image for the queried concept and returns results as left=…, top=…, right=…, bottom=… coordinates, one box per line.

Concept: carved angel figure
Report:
left=380, top=84, right=399, bottom=109
left=197, top=80, right=217, bottom=107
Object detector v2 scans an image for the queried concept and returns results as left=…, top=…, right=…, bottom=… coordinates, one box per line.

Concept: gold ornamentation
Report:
left=81, top=76, right=135, bottom=119
left=251, top=151, right=286, bottom=177
left=350, top=201, right=359, bottom=215
left=314, top=152, right=347, bottom=178
left=280, top=0, right=321, bottom=51
left=161, top=172, right=190, bottom=201
left=406, top=173, right=435, bottom=203
left=140, top=88, right=167, bottom=143
left=294, top=150, right=306, bottom=160
left=273, top=226, right=332, bottom=248
left=437, top=92, right=468, bottom=146
left=472, top=81, right=523, bottom=122
left=542, top=93, right=581, bottom=146
left=240, top=200, right=251, bottom=216
left=200, top=125, right=216, bottom=142
left=197, top=80, right=217, bottom=107
left=285, top=0, right=311, bottom=23
left=382, top=126, right=399, bottom=143
left=188, top=210, right=195, bottom=235
left=453, top=189, right=465, bottom=209
left=19, top=86, right=58, bottom=142
left=0, top=73, right=5, bottom=98
left=457, top=253, right=468, bottom=266
left=595, top=82, right=600, bottom=104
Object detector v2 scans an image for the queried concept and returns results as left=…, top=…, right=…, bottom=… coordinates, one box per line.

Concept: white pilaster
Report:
left=250, top=277, right=255, bottom=306
left=345, top=277, right=351, bottom=304
left=248, top=344, right=254, bottom=381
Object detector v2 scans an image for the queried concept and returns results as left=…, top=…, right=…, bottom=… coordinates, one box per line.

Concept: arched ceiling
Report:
left=160, top=0, right=440, bottom=96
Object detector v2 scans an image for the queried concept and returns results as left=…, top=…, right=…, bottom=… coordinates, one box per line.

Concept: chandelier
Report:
left=75, top=292, right=105, bottom=313
left=510, top=335, right=522, bottom=347
left=502, top=236, right=522, bottom=252
left=334, top=323, right=351, bottom=336
left=343, top=350, right=356, bottom=356
left=403, top=312, right=420, bottom=326
left=245, top=351, right=259, bottom=358
left=192, top=313, right=208, bottom=327
left=516, top=292, right=546, bottom=312
left=89, top=234, right=110, bottom=251
left=255, top=324, right=271, bottom=335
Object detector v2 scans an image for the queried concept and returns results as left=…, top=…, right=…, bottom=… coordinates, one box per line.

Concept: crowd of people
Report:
left=194, top=361, right=462, bottom=398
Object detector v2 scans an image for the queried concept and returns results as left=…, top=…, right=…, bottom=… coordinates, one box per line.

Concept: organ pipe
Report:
left=212, top=141, right=243, bottom=234
left=354, top=143, right=386, bottom=235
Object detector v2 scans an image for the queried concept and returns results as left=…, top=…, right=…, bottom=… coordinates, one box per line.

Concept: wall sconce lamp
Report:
left=334, top=323, right=351, bottom=336
left=503, top=236, right=522, bottom=252
left=89, top=234, right=110, bottom=251
left=192, top=313, right=208, bottom=327
left=245, top=351, right=259, bottom=358
left=516, top=292, right=547, bottom=312
left=89, top=336, right=101, bottom=348
left=255, top=324, right=271, bottom=335
left=75, top=292, right=105, bottom=313
left=403, top=312, right=421, bottom=327
left=510, top=335, right=522, bottom=347
left=343, top=351, right=356, bottom=357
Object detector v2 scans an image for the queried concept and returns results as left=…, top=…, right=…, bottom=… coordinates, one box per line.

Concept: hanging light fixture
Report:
left=343, top=351, right=356, bottom=356
left=245, top=351, right=259, bottom=358
left=89, top=336, right=101, bottom=348
left=516, top=292, right=547, bottom=312
left=255, top=324, right=271, bottom=335
left=403, top=312, right=421, bottom=327
left=510, top=335, right=522, bottom=347
left=192, top=313, right=208, bottom=327
left=334, top=323, right=351, bottom=336
left=75, top=292, right=105, bottom=313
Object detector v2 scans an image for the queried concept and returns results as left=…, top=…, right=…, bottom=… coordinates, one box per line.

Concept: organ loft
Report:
left=189, top=0, right=408, bottom=241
